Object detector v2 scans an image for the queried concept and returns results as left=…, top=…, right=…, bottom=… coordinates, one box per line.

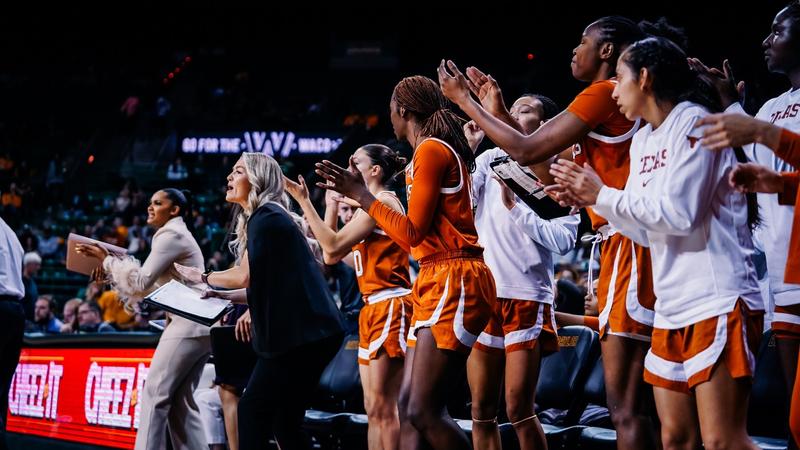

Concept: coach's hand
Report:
left=235, top=310, right=252, bottom=343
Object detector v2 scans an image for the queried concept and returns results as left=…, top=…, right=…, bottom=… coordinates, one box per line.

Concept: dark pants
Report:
left=238, top=334, right=342, bottom=450
left=0, top=300, right=25, bottom=450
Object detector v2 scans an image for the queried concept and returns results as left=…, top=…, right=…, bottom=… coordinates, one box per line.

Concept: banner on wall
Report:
left=6, top=347, right=155, bottom=449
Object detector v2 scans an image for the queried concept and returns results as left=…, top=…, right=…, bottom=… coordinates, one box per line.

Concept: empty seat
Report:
left=303, top=333, right=362, bottom=443
left=537, top=326, right=599, bottom=421
left=535, top=326, right=600, bottom=448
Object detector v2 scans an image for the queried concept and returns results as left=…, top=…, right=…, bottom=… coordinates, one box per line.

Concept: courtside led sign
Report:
left=7, top=347, right=155, bottom=449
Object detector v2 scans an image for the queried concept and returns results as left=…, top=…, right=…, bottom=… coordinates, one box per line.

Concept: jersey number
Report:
left=353, top=250, right=364, bottom=277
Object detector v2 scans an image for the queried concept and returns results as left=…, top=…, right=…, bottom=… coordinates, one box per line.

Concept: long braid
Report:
left=393, top=76, right=475, bottom=172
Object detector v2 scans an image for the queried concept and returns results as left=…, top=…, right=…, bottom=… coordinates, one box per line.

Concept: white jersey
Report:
left=472, top=147, right=579, bottom=303
left=731, top=90, right=800, bottom=307
left=594, top=102, right=763, bottom=329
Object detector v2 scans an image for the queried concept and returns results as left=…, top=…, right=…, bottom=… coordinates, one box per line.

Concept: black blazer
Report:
left=246, top=203, right=345, bottom=358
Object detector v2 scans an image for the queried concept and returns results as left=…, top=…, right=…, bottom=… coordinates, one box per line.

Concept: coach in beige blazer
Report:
left=80, top=189, right=211, bottom=450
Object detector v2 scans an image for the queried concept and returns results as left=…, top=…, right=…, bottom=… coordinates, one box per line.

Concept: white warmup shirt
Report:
left=473, top=147, right=579, bottom=303
left=729, top=90, right=800, bottom=308
left=593, top=101, right=763, bottom=329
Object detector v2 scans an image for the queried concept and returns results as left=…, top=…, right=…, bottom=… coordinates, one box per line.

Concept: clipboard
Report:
left=66, top=233, right=128, bottom=275
left=143, top=280, right=232, bottom=327
left=489, top=155, right=572, bottom=220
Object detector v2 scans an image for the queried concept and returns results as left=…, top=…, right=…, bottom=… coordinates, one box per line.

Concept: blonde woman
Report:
left=178, top=153, right=345, bottom=450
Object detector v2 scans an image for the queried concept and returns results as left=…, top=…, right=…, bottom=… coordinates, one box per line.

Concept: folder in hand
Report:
left=66, top=233, right=128, bottom=275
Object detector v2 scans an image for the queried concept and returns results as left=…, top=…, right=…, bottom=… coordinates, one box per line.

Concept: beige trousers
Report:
left=135, top=335, right=211, bottom=450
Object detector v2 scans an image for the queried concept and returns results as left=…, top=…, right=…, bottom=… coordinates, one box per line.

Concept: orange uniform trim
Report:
left=368, top=138, right=481, bottom=261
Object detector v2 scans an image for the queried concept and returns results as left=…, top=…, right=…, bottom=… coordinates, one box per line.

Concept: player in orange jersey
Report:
left=285, top=144, right=411, bottom=450
left=316, top=75, right=496, bottom=450
left=438, top=16, right=688, bottom=450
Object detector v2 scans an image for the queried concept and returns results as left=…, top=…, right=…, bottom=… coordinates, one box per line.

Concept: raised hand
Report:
left=687, top=57, right=744, bottom=108
left=466, top=66, right=508, bottom=118
left=464, top=120, right=486, bottom=151
left=174, top=263, right=204, bottom=284
left=283, top=174, right=310, bottom=202
left=315, top=157, right=372, bottom=207
left=728, top=163, right=784, bottom=194
left=437, top=59, right=473, bottom=107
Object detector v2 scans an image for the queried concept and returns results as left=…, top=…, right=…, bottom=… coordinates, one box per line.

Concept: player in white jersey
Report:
left=548, top=37, right=763, bottom=450
left=693, top=8, right=800, bottom=443
left=464, top=93, right=579, bottom=450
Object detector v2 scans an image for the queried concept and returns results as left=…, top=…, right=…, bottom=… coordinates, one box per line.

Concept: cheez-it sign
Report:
left=6, top=348, right=155, bottom=449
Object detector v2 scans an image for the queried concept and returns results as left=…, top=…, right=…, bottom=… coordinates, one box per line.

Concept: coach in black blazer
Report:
left=245, top=202, right=344, bottom=359
left=191, top=153, right=344, bottom=450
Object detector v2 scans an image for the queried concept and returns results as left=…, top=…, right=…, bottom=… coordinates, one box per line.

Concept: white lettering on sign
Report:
left=84, top=362, right=148, bottom=429
left=8, top=361, right=64, bottom=420
left=183, top=131, right=342, bottom=155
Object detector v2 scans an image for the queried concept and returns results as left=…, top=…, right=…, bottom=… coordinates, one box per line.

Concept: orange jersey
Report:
left=567, top=79, right=641, bottom=229
left=368, top=138, right=482, bottom=261
left=351, top=194, right=411, bottom=297
left=773, top=129, right=800, bottom=284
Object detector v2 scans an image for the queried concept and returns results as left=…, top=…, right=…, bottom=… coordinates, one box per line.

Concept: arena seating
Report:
left=301, top=326, right=792, bottom=449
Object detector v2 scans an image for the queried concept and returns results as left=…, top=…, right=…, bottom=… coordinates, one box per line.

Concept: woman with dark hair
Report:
left=316, top=76, right=496, bottom=450
left=464, top=94, right=579, bottom=450
left=76, top=188, right=211, bottom=450
left=548, top=36, right=764, bottom=450
left=438, top=16, right=684, bottom=449
left=285, top=144, right=411, bottom=450
left=692, top=5, right=800, bottom=446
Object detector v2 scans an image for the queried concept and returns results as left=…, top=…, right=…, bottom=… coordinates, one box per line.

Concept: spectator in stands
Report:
left=128, top=227, right=146, bottom=255
left=91, top=218, right=109, bottom=241
left=28, top=296, right=63, bottom=333
left=45, top=154, right=65, bottom=191
left=21, top=251, right=41, bottom=322
left=206, top=251, right=226, bottom=272
left=194, top=214, right=213, bottom=254
left=1, top=182, right=22, bottom=215
left=77, top=301, right=115, bottom=333
left=19, top=225, right=38, bottom=253
left=115, top=186, right=132, bottom=214
left=60, top=298, right=82, bottom=333
left=37, top=226, right=60, bottom=259
left=96, top=284, right=135, bottom=330
left=111, top=216, right=128, bottom=247
left=0, top=152, right=14, bottom=172
left=167, top=157, right=189, bottom=182
left=128, top=215, right=150, bottom=249
left=555, top=279, right=600, bottom=330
